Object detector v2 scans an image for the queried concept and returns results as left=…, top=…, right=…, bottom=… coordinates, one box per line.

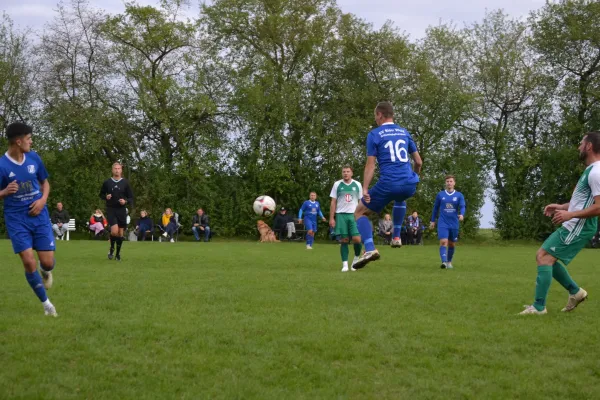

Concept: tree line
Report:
left=1, top=0, right=599, bottom=239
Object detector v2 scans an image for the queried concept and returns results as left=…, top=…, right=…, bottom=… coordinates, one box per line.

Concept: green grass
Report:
left=1, top=239, right=600, bottom=399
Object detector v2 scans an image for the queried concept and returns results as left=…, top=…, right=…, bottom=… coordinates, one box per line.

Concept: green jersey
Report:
left=563, top=161, right=600, bottom=242
left=329, top=179, right=363, bottom=214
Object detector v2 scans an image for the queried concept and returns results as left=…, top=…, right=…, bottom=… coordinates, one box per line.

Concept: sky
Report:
left=3, top=0, right=549, bottom=228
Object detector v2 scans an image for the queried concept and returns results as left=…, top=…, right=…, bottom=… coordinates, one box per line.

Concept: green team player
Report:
left=520, top=132, right=600, bottom=315
left=329, top=165, right=363, bottom=272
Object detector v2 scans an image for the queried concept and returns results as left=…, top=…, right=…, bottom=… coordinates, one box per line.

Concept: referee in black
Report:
left=99, top=162, right=134, bottom=261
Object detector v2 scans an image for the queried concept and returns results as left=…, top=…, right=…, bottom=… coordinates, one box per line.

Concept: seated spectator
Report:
left=191, top=208, right=211, bottom=242
left=159, top=208, right=178, bottom=242
left=51, top=202, right=70, bottom=239
left=407, top=211, right=424, bottom=245
left=272, top=207, right=296, bottom=240
left=89, top=209, right=108, bottom=239
left=136, top=210, right=154, bottom=241
left=378, top=214, right=393, bottom=245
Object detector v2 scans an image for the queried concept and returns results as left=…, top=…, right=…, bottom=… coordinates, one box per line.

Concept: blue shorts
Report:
left=362, top=182, right=417, bottom=213
left=5, top=207, right=56, bottom=254
left=304, top=218, right=318, bottom=232
left=438, top=226, right=459, bottom=242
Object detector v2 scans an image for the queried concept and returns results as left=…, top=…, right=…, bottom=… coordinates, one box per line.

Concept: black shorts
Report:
left=106, top=207, right=127, bottom=228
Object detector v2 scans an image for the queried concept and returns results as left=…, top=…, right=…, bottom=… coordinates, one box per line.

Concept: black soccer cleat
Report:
left=115, top=254, right=121, bottom=261
left=108, top=251, right=114, bottom=260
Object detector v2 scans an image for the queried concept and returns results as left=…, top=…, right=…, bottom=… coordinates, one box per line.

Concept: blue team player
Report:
left=0, top=122, right=58, bottom=316
left=430, top=175, right=466, bottom=269
left=298, top=192, right=327, bottom=250
left=353, top=102, right=423, bottom=269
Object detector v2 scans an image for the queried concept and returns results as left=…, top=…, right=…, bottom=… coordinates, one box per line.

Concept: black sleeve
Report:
left=64, top=211, right=70, bottom=223
left=125, top=180, right=134, bottom=206
left=99, top=180, right=108, bottom=201
left=50, top=211, right=57, bottom=224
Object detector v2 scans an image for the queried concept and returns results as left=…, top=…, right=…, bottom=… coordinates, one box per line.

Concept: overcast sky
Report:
left=3, top=0, right=548, bottom=227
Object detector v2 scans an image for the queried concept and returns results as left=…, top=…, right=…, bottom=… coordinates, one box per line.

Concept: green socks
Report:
left=533, top=265, right=553, bottom=311
left=552, top=262, right=580, bottom=295
left=353, top=243, right=362, bottom=257
left=341, top=243, right=349, bottom=262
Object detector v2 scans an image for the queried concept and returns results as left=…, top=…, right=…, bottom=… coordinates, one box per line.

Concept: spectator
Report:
left=378, top=214, right=393, bottom=245
left=51, top=202, right=70, bottom=239
left=136, top=210, right=154, bottom=241
left=407, top=211, right=424, bottom=245
left=191, top=208, right=211, bottom=242
left=272, top=207, right=295, bottom=240
left=160, top=208, right=178, bottom=242
left=89, top=209, right=108, bottom=239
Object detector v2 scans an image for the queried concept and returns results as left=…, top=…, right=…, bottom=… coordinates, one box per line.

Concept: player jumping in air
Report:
left=298, top=192, right=326, bottom=250
left=329, top=165, right=363, bottom=271
left=520, top=132, right=600, bottom=315
left=430, top=175, right=466, bottom=269
left=0, top=122, right=58, bottom=316
left=99, top=162, right=134, bottom=261
left=353, top=101, right=422, bottom=269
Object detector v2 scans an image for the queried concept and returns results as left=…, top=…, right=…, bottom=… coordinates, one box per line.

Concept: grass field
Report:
left=1, top=239, right=600, bottom=399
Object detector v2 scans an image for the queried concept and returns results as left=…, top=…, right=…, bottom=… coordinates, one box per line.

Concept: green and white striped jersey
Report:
left=329, top=179, right=363, bottom=214
left=563, top=161, right=600, bottom=242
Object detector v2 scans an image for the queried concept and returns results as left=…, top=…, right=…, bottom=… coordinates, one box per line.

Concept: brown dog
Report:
left=257, top=220, right=280, bottom=242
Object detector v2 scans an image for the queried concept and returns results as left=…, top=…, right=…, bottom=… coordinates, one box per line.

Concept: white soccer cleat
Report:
left=519, top=305, right=547, bottom=315
left=446, top=262, right=454, bottom=269
left=351, top=256, right=360, bottom=271
left=44, top=303, right=58, bottom=317
left=562, top=288, right=588, bottom=312
left=352, top=250, right=380, bottom=270
left=40, top=270, right=53, bottom=290
left=162, top=232, right=168, bottom=237
left=306, top=245, right=312, bottom=250
left=170, top=238, right=175, bottom=243
left=341, top=267, right=349, bottom=272
left=391, top=238, right=402, bottom=248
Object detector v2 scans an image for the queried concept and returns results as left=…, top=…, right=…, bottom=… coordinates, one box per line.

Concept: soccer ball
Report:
left=253, top=195, right=276, bottom=216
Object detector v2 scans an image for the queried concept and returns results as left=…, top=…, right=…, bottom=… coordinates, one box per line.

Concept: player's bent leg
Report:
left=354, top=201, right=380, bottom=269
left=37, top=251, right=55, bottom=290
left=439, top=238, right=449, bottom=269
left=350, top=235, right=361, bottom=271
left=19, top=249, right=56, bottom=316
left=520, top=248, right=556, bottom=314
left=447, top=241, right=456, bottom=269
left=391, top=201, right=406, bottom=248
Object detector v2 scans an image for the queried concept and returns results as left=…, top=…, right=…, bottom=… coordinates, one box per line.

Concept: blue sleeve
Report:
left=298, top=202, right=305, bottom=219
left=459, top=194, right=466, bottom=216
left=33, top=152, right=49, bottom=181
left=318, top=203, right=325, bottom=219
left=0, top=164, right=7, bottom=190
left=407, top=133, right=417, bottom=154
left=366, top=133, right=377, bottom=157
left=431, top=194, right=440, bottom=222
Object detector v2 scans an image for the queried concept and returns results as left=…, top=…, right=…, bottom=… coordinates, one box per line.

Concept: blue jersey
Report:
left=0, top=151, right=49, bottom=215
left=431, top=190, right=466, bottom=229
left=299, top=200, right=324, bottom=221
left=366, top=123, right=419, bottom=185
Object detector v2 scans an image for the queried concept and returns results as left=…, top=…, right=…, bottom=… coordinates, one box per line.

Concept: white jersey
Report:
left=330, top=179, right=363, bottom=213
left=563, top=161, right=600, bottom=236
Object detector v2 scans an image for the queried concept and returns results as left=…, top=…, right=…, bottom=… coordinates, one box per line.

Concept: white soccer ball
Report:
left=253, top=195, right=276, bottom=217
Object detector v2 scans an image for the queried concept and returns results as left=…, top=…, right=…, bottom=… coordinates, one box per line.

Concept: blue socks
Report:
left=392, top=201, right=406, bottom=238
left=439, top=246, right=447, bottom=263
left=357, top=216, right=375, bottom=252
left=306, top=234, right=314, bottom=246
left=448, top=247, right=455, bottom=262
left=25, top=271, right=48, bottom=302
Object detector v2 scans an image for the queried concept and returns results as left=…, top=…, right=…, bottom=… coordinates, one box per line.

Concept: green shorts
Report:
left=334, top=213, right=360, bottom=238
left=542, top=226, right=592, bottom=266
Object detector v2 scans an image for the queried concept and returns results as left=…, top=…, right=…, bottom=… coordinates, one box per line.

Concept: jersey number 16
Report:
left=384, top=139, right=409, bottom=162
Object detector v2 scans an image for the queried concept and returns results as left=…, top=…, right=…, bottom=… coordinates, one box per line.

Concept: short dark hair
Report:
left=375, top=101, right=394, bottom=119
left=6, top=122, right=32, bottom=143
left=445, top=175, right=456, bottom=181
left=342, top=164, right=353, bottom=172
left=584, top=132, right=600, bottom=154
